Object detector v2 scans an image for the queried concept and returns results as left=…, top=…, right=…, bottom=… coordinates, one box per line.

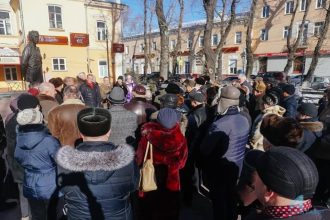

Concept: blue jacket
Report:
left=56, top=142, right=139, bottom=220
left=281, top=95, right=298, bottom=118
left=14, top=124, right=60, bottom=200
left=200, top=107, right=250, bottom=174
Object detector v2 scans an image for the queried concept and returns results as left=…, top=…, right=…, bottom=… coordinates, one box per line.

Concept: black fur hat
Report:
left=77, top=108, right=111, bottom=137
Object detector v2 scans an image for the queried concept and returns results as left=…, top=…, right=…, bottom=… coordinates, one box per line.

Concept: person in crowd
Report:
left=47, top=85, right=86, bottom=146
left=5, top=94, right=40, bottom=219
left=99, top=76, right=112, bottom=108
left=56, top=108, right=138, bottom=220
left=76, top=72, right=86, bottom=89
left=154, top=82, right=181, bottom=108
left=125, top=74, right=136, bottom=103
left=37, top=82, right=59, bottom=124
left=136, top=108, right=188, bottom=220
left=114, top=75, right=128, bottom=97
left=200, top=86, right=250, bottom=220
left=250, top=92, right=286, bottom=150
left=63, top=76, right=77, bottom=88
left=15, top=108, right=61, bottom=220
left=49, top=77, right=64, bottom=104
left=244, top=147, right=330, bottom=220
left=79, top=73, right=102, bottom=107
left=194, top=77, right=206, bottom=93
left=238, top=74, right=252, bottom=96
left=280, top=83, right=298, bottom=118
left=124, top=84, right=157, bottom=125
left=249, top=80, right=267, bottom=121
left=107, top=87, right=138, bottom=147
left=183, top=79, right=196, bottom=95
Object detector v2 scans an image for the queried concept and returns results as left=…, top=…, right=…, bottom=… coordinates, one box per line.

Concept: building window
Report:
left=212, top=34, right=218, bottom=46
left=185, top=61, right=190, bottom=74
left=0, top=11, right=11, bottom=35
left=97, top=21, right=107, bottom=41
left=260, top=28, right=268, bottom=41
left=187, top=39, right=192, bottom=49
left=4, top=67, right=17, bottom=80
left=140, top=43, right=144, bottom=52
left=314, top=22, right=324, bottom=36
left=262, top=5, right=270, bottom=18
left=125, top=46, right=129, bottom=55
left=199, top=36, right=204, bottom=47
left=235, top=32, right=242, bottom=44
left=52, top=58, right=66, bottom=71
left=285, top=1, right=294, bottom=14
left=229, top=59, right=237, bottom=74
left=316, top=0, right=326, bottom=8
left=300, top=0, right=306, bottom=11
left=48, top=5, right=62, bottom=29
left=152, top=42, right=157, bottom=50
left=98, top=60, right=108, bottom=78
left=283, top=26, right=290, bottom=38
left=171, top=40, right=176, bottom=50
left=298, top=23, right=308, bottom=44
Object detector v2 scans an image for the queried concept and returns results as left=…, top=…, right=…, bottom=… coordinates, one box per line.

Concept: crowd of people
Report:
left=0, top=71, right=330, bottom=220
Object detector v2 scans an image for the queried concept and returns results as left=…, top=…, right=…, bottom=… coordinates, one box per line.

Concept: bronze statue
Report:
left=21, top=31, right=43, bottom=85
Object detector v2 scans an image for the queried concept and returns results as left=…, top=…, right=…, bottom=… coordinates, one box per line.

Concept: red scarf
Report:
left=263, top=199, right=312, bottom=219
left=86, top=81, right=94, bottom=89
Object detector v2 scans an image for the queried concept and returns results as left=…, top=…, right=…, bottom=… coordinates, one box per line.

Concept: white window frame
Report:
left=285, top=1, right=294, bottom=14
left=261, top=5, right=270, bottom=18
left=199, top=36, right=204, bottom=47
left=0, top=11, right=12, bottom=35
left=212, top=34, right=218, bottom=46
left=260, top=28, right=268, bottom=41
left=96, top=21, right=107, bottom=41
left=52, top=58, right=66, bottom=71
left=98, top=60, right=108, bottom=78
left=229, top=59, right=237, bottom=74
left=297, top=23, right=309, bottom=44
left=300, top=0, right=306, bottom=11
left=171, top=39, right=176, bottom=50
left=48, top=5, right=63, bottom=29
left=4, top=66, right=17, bottom=80
left=314, top=21, right=324, bottom=36
left=125, top=46, right=129, bottom=55
left=235, top=32, right=242, bottom=44
left=316, top=0, right=326, bottom=9
left=283, top=26, right=290, bottom=38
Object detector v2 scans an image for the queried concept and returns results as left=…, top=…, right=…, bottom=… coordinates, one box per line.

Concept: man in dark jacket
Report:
left=79, top=74, right=102, bottom=107
left=124, top=84, right=157, bottom=125
left=245, top=147, right=330, bottom=220
left=280, top=84, right=298, bottom=118
left=200, top=86, right=250, bottom=220
left=56, top=108, right=139, bottom=220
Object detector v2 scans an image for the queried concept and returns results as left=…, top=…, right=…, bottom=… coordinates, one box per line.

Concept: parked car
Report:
left=289, top=75, right=330, bottom=89
left=258, top=71, right=285, bottom=82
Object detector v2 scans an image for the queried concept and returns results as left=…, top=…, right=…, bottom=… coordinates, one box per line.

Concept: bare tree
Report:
left=172, top=0, right=185, bottom=75
left=304, top=3, right=330, bottom=82
left=245, top=0, right=257, bottom=78
left=283, top=0, right=311, bottom=76
left=156, top=0, right=170, bottom=79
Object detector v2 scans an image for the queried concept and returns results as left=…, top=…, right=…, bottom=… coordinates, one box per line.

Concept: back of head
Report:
left=107, top=87, right=126, bottom=104
left=262, top=92, right=279, bottom=106
left=63, top=85, right=80, bottom=99
left=253, top=80, right=266, bottom=94
left=157, top=108, right=179, bottom=129
left=39, top=82, right=55, bottom=96
left=49, top=77, right=63, bottom=89
left=195, top=77, right=206, bottom=86
left=282, top=83, right=295, bottom=96
left=77, top=108, right=111, bottom=137
left=160, top=94, right=178, bottom=109
left=17, top=93, right=40, bottom=111
left=218, top=86, right=240, bottom=114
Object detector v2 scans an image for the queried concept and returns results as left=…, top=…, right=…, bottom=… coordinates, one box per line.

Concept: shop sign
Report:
left=0, top=56, right=20, bottom=64
left=112, top=43, right=124, bottom=53
left=38, top=35, right=68, bottom=45
left=70, top=33, right=89, bottom=47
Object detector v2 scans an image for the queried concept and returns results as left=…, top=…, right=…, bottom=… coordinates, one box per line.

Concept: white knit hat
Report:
left=17, top=108, right=43, bottom=125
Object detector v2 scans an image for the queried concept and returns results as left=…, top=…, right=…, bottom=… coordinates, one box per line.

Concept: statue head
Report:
left=28, top=31, right=39, bottom=44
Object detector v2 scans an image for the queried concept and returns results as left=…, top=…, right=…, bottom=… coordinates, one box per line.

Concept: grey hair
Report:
left=39, top=82, right=55, bottom=93
left=63, top=85, right=80, bottom=99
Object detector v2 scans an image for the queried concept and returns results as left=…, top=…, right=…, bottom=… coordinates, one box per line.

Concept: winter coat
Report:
left=14, top=124, right=60, bottom=199
left=126, top=82, right=136, bottom=103
left=56, top=142, right=138, bottom=220
left=297, top=120, right=323, bottom=153
left=99, top=83, right=112, bottom=100
left=79, top=82, right=102, bottom=107
left=250, top=105, right=286, bottom=151
left=37, top=94, right=59, bottom=123
left=108, top=105, right=138, bottom=147
left=47, top=99, right=86, bottom=146
left=136, top=122, right=188, bottom=191
left=124, top=98, right=157, bottom=125
left=186, top=104, right=207, bottom=150
left=314, top=105, right=330, bottom=160
left=200, top=106, right=250, bottom=176
left=281, top=95, right=298, bottom=118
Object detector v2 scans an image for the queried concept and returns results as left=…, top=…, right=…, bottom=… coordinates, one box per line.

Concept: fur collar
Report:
left=300, top=121, right=323, bottom=132
left=56, top=144, right=134, bottom=172
left=61, top=99, right=84, bottom=106
left=37, top=94, right=57, bottom=102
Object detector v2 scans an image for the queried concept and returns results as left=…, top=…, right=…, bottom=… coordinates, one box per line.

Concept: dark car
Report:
left=258, top=71, right=285, bottom=82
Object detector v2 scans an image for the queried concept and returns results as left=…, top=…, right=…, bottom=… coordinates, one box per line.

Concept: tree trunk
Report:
left=283, top=0, right=311, bottom=76
left=304, top=3, right=330, bottom=82
left=156, top=0, right=169, bottom=79
left=132, top=39, right=138, bottom=73
left=203, top=0, right=217, bottom=78
left=143, top=0, right=149, bottom=78
left=172, top=0, right=184, bottom=75
left=245, top=0, right=257, bottom=78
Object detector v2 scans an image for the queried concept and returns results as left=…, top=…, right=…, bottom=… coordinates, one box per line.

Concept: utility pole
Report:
left=105, top=27, right=111, bottom=79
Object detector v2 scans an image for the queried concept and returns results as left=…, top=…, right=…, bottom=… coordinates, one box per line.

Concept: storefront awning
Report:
left=0, top=47, right=20, bottom=65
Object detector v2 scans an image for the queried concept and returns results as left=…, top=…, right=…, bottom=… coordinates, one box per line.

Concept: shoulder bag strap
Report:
left=143, top=141, right=150, bottom=163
